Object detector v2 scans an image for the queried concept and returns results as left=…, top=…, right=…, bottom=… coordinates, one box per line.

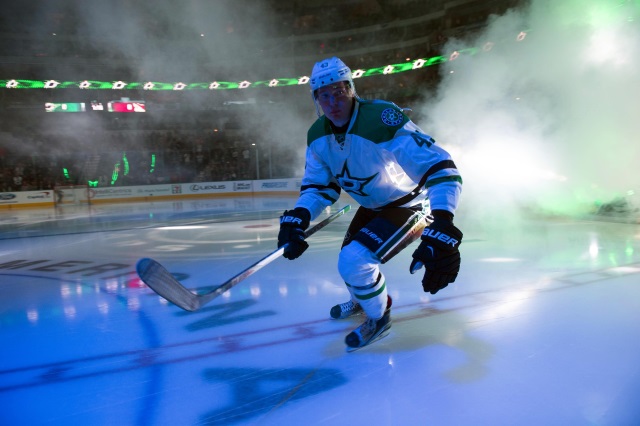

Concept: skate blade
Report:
left=331, top=311, right=365, bottom=320
left=345, top=327, right=391, bottom=353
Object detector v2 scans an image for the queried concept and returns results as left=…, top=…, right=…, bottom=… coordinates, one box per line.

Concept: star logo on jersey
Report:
left=381, top=108, right=404, bottom=126
left=335, top=161, right=378, bottom=197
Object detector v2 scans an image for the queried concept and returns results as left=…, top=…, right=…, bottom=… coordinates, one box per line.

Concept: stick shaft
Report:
left=137, top=205, right=351, bottom=311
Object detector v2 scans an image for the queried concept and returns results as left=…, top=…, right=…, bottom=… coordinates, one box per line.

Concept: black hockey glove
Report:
left=278, top=208, right=311, bottom=260
left=410, top=214, right=463, bottom=294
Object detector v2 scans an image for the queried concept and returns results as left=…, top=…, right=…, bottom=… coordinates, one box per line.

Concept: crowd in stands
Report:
left=0, top=127, right=301, bottom=192
left=0, top=0, right=519, bottom=78
left=0, top=0, right=522, bottom=194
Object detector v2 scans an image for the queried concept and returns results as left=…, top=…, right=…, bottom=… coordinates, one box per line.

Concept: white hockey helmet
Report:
left=309, top=57, right=354, bottom=93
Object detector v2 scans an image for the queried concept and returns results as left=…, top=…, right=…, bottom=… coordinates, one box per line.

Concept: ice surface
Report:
left=1, top=196, right=639, bottom=425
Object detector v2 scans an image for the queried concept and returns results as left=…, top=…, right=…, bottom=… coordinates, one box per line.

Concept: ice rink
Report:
left=1, top=195, right=639, bottom=425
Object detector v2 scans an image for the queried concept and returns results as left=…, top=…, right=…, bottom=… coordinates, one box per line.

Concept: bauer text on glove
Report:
left=277, top=208, right=311, bottom=260
left=410, top=216, right=463, bottom=294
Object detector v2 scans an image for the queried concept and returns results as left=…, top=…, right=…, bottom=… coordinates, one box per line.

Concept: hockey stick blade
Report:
left=136, top=205, right=351, bottom=311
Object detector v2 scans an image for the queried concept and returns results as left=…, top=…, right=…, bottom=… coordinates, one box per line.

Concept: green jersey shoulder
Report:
left=307, top=100, right=410, bottom=147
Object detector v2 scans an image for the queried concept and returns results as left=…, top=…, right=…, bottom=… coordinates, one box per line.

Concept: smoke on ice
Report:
left=419, top=0, right=640, bottom=223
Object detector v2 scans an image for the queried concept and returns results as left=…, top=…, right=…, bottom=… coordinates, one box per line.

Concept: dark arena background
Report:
left=1, top=1, right=640, bottom=425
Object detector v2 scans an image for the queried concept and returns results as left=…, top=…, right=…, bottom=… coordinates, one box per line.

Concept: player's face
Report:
left=316, top=82, right=354, bottom=127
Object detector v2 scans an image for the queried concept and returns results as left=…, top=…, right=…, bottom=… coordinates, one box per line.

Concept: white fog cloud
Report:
left=420, top=0, right=639, bottom=222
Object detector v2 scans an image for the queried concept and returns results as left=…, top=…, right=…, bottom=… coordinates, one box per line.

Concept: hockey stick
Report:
left=136, top=205, right=351, bottom=312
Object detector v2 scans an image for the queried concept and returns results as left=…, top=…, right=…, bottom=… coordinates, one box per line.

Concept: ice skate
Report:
left=331, top=294, right=392, bottom=320
left=345, top=310, right=391, bottom=351
left=345, top=296, right=393, bottom=351
left=330, top=299, right=364, bottom=319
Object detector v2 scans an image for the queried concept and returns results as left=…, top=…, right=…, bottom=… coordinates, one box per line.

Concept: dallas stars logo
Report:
left=335, top=161, right=378, bottom=196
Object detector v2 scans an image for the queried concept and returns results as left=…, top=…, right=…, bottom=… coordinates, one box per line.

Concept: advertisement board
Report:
left=0, top=191, right=55, bottom=207
left=1, top=178, right=299, bottom=209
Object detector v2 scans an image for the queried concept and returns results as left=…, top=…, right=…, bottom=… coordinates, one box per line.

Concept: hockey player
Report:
left=278, top=57, right=463, bottom=350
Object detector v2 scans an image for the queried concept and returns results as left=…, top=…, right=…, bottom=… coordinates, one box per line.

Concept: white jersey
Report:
left=295, top=99, right=462, bottom=220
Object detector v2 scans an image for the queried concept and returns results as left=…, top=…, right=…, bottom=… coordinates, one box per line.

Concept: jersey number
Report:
left=411, top=132, right=434, bottom=148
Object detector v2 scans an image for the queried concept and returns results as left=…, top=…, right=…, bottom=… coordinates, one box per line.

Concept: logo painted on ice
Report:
left=380, top=108, right=403, bottom=126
